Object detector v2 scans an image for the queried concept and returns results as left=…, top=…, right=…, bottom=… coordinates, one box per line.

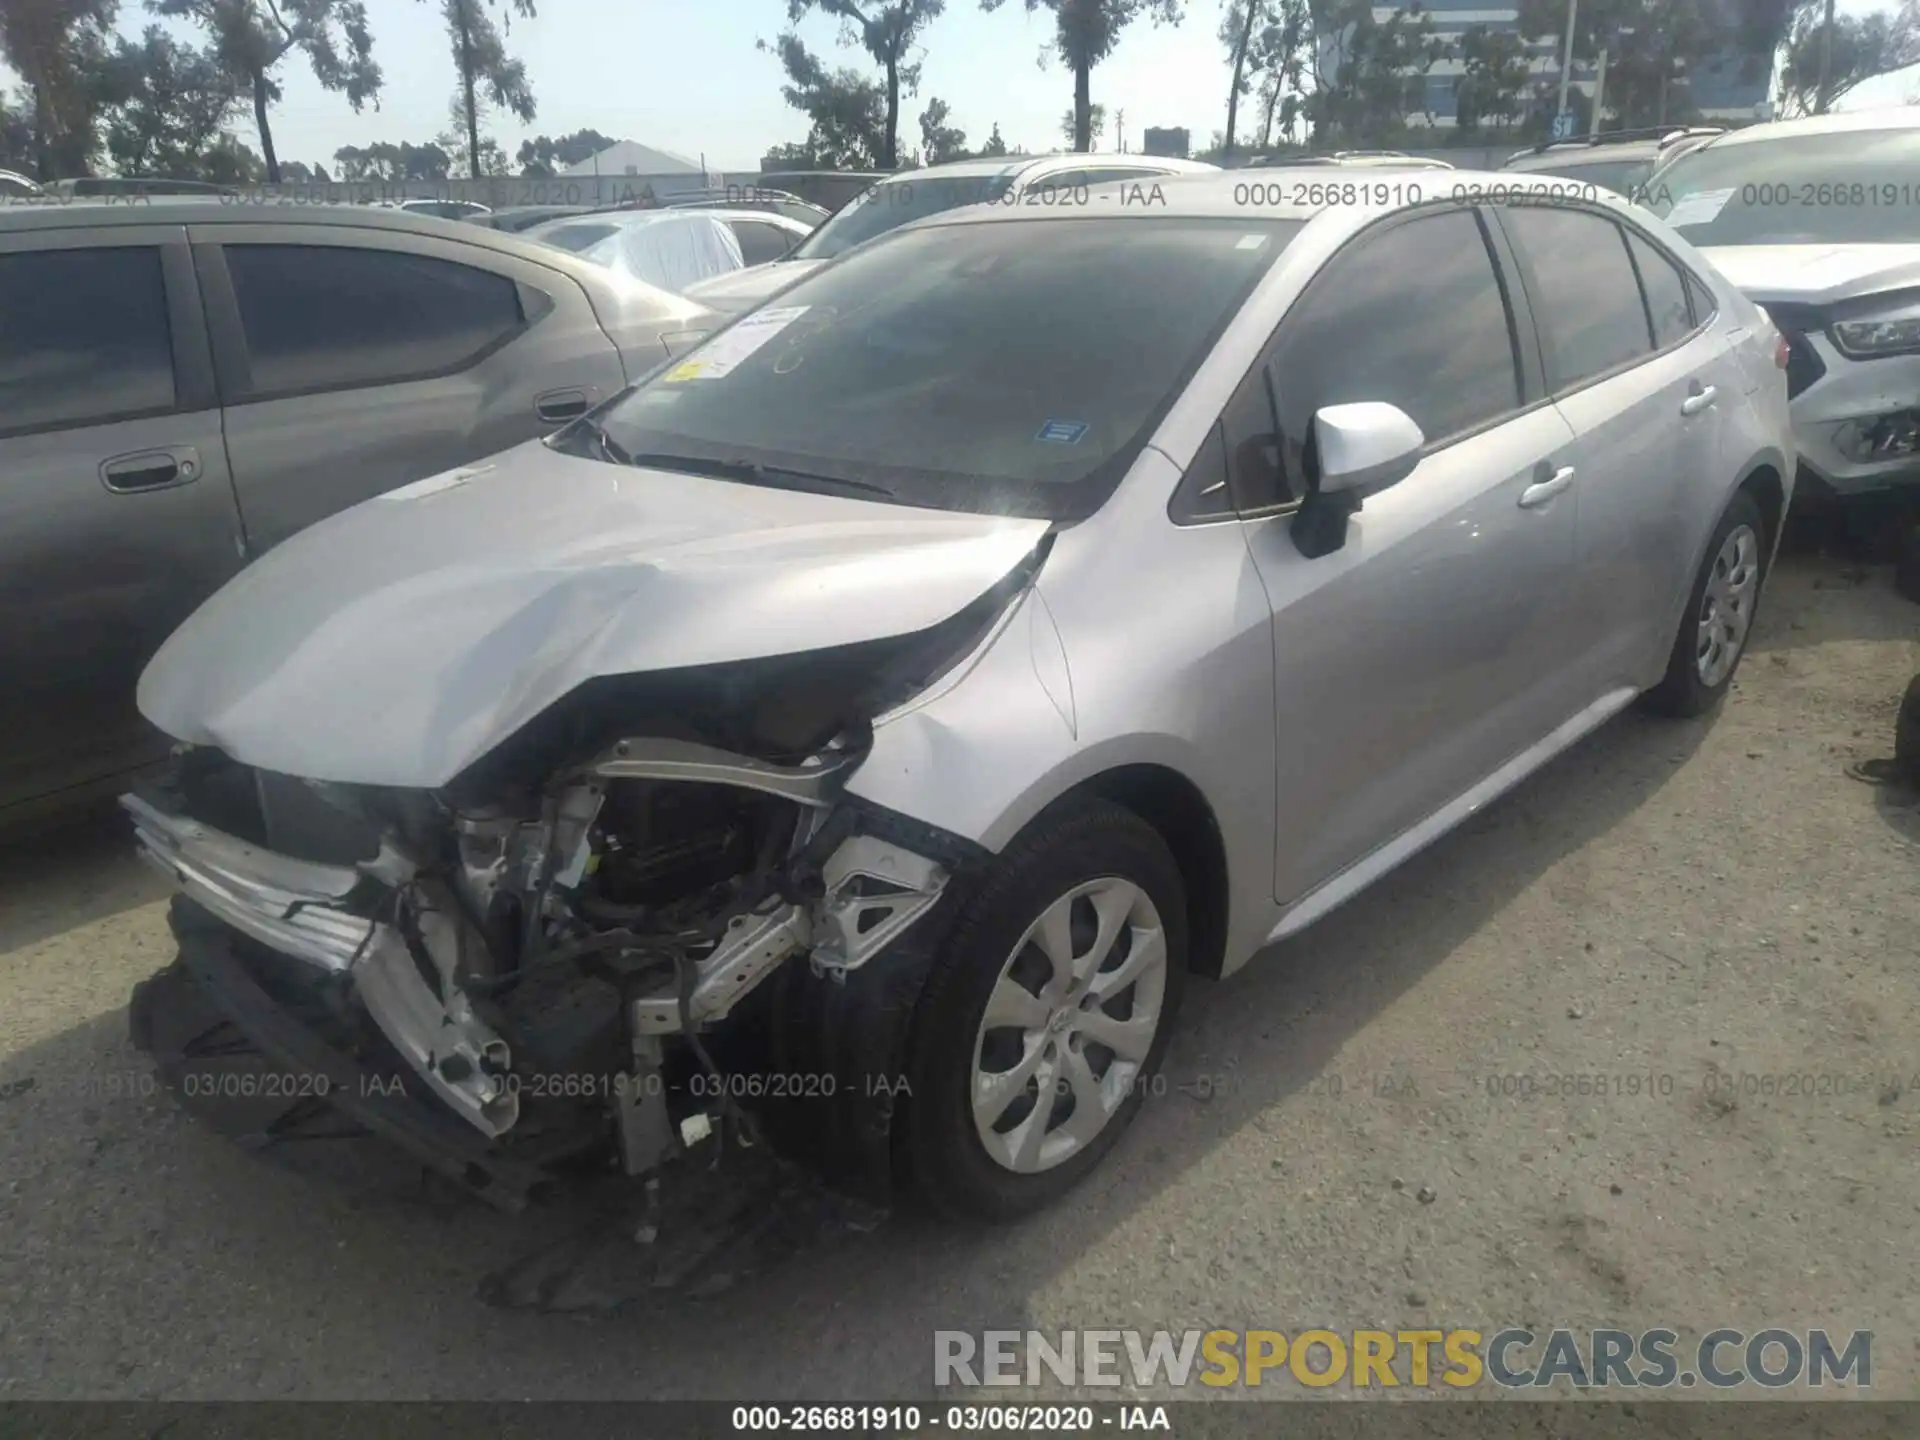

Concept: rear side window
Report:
left=0, top=246, right=175, bottom=433
left=1502, top=205, right=1653, bottom=391
left=225, top=244, right=524, bottom=396
left=728, top=219, right=795, bottom=265
left=1266, top=207, right=1521, bottom=482
left=536, top=223, right=621, bottom=253
left=1623, top=230, right=1694, bottom=348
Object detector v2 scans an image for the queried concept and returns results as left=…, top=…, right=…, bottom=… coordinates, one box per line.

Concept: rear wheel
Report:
left=1642, top=492, right=1767, bottom=718
left=897, top=799, right=1187, bottom=1221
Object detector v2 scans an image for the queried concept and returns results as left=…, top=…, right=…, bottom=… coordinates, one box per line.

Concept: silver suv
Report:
left=1503, top=126, right=1725, bottom=196
left=0, top=201, right=713, bottom=820
left=1641, top=107, right=1920, bottom=509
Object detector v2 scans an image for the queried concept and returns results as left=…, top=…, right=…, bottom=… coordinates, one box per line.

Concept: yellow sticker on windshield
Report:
left=663, top=360, right=709, bottom=383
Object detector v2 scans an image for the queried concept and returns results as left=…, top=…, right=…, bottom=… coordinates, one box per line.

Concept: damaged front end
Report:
left=124, top=581, right=1023, bottom=1212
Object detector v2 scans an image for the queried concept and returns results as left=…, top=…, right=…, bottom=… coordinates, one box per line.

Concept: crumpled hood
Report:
left=138, top=440, right=1049, bottom=788
left=681, top=258, right=825, bottom=313
left=1699, top=244, right=1920, bottom=308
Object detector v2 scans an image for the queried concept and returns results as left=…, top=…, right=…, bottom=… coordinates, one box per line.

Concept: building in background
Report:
left=561, top=141, right=706, bottom=178
left=1142, top=126, right=1192, bottom=158
left=1331, top=0, right=1772, bottom=130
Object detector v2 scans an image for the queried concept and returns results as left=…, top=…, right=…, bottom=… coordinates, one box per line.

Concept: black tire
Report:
left=1896, top=520, right=1920, bottom=606
left=1642, top=491, right=1769, bottom=718
left=895, top=797, right=1188, bottom=1222
left=1896, top=674, right=1920, bottom=785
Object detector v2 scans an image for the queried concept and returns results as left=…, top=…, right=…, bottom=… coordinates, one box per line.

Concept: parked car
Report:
left=0, top=169, right=43, bottom=198
left=395, top=198, right=493, bottom=220
left=657, top=187, right=830, bottom=229
left=1641, top=108, right=1920, bottom=513
left=1251, top=150, right=1455, bottom=170
left=125, top=170, right=1791, bottom=1224
left=0, top=201, right=715, bottom=821
left=525, top=207, right=813, bottom=289
left=48, top=176, right=239, bottom=198
left=467, top=203, right=597, bottom=233
left=1502, top=126, right=1724, bottom=196
left=681, top=151, right=1222, bottom=315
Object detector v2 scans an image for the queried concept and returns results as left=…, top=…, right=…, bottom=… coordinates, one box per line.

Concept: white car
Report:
left=526, top=208, right=813, bottom=292
left=681, top=152, right=1221, bottom=315
left=1643, top=108, right=1920, bottom=507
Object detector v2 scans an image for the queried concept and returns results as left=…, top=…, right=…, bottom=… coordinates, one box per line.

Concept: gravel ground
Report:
left=0, top=550, right=1916, bottom=1403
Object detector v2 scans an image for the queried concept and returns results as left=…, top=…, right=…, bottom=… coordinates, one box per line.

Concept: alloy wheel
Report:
left=1696, top=523, right=1760, bottom=688
left=970, top=877, right=1169, bottom=1174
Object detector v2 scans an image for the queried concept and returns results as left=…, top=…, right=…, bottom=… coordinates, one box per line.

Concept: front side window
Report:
left=1266, top=207, right=1521, bottom=480
left=789, top=174, right=1015, bottom=261
left=225, top=244, right=524, bottom=396
left=0, top=246, right=175, bottom=433
left=577, top=217, right=1304, bottom=521
left=1502, top=205, right=1653, bottom=391
left=1643, top=127, right=1920, bottom=245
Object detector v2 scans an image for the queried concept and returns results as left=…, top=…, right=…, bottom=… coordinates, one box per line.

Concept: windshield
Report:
left=789, top=174, right=1017, bottom=261
left=1643, top=127, right=1920, bottom=245
left=1510, top=154, right=1654, bottom=195
left=572, top=216, right=1303, bottom=521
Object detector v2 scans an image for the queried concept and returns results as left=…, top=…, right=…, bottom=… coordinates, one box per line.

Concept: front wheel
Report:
left=1642, top=492, right=1768, bottom=718
left=898, top=799, right=1188, bottom=1221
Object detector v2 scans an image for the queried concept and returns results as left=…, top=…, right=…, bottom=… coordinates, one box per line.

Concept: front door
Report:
left=1225, top=206, right=1587, bottom=903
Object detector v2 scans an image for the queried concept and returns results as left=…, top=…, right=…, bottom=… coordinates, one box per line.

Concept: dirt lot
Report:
left=0, top=551, right=1916, bottom=1403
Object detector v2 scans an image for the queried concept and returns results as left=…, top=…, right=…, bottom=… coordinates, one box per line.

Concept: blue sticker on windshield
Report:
left=1036, top=420, right=1090, bottom=445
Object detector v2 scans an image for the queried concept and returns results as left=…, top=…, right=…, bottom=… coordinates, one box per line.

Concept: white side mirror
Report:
left=1313, top=402, right=1425, bottom=498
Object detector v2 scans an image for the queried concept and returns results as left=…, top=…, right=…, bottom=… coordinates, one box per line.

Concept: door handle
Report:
left=1680, top=384, right=1717, bottom=416
left=100, top=446, right=200, bottom=494
left=535, top=387, right=594, bottom=424
left=1518, top=463, right=1575, bottom=509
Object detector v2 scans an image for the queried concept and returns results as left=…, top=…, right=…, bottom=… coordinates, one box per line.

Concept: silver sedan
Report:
left=126, top=171, right=1794, bottom=1224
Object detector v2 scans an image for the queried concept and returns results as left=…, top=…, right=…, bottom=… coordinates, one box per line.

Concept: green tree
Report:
left=278, top=157, right=329, bottom=179
left=515, top=126, right=615, bottom=176
left=152, top=0, right=380, bottom=183
left=1058, top=100, right=1106, bottom=144
left=430, top=0, right=534, bottom=180
left=101, top=26, right=242, bottom=176
left=1781, top=0, right=1920, bottom=115
left=1451, top=24, right=1528, bottom=132
left=918, top=95, right=968, bottom=161
left=982, top=0, right=1184, bottom=154
left=0, top=0, right=120, bottom=177
left=1305, top=0, right=1442, bottom=145
left=760, top=30, right=889, bottom=167
left=333, top=138, right=451, bottom=179
left=0, top=88, right=35, bottom=170
left=977, top=119, right=1008, bottom=154
left=785, top=0, right=944, bottom=169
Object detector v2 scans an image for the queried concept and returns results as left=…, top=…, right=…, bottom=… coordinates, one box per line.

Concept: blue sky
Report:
left=5, top=0, right=1914, bottom=174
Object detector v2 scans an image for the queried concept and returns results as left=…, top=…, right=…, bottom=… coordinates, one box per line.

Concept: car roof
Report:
left=0, top=198, right=518, bottom=235
left=870, top=152, right=1218, bottom=187
left=1698, top=104, right=1920, bottom=150
left=915, top=167, right=1622, bottom=228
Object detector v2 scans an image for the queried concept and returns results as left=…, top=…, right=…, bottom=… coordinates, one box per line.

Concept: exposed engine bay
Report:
left=122, top=571, right=1035, bottom=1213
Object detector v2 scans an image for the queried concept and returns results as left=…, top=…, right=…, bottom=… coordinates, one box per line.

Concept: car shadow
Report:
left=0, top=799, right=164, bottom=957
left=1747, top=552, right=1916, bottom=657
left=0, top=699, right=1710, bottom=1399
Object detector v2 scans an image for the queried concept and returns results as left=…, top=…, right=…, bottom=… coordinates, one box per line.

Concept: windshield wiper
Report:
left=557, top=413, right=631, bottom=466
left=625, top=452, right=897, bottom=502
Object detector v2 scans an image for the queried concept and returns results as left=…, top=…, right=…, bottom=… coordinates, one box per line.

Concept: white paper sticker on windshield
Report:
left=1661, top=187, right=1734, bottom=228
left=662, top=305, right=811, bottom=381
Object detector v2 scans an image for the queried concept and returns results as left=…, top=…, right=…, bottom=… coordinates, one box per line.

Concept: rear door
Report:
left=0, top=225, right=245, bottom=811
left=192, top=222, right=627, bottom=553
left=1494, top=201, right=1735, bottom=691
